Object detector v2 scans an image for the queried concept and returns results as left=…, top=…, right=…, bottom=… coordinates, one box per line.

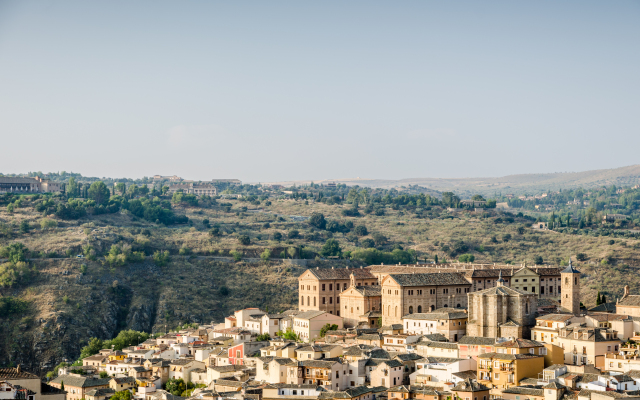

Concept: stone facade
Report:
left=380, top=273, right=471, bottom=326
left=338, top=274, right=382, bottom=328
left=298, top=267, right=378, bottom=316
left=466, top=276, right=537, bottom=339
left=560, top=262, right=581, bottom=315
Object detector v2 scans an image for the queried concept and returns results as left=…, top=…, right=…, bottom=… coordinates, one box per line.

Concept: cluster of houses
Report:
left=8, top=262, right=640, bottom=400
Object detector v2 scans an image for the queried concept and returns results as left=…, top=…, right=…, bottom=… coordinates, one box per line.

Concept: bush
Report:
left=609, top=239, right=615, bottom=245
left=576, top=253, right=588, bottom=261
left=502, top=233, right=512, bottom=242
left=361, top=238, right=375, bottom=248
left=354, top=225, right=368, bottom=236
left=320, top=239, right=341, bottom=257
left=19, top=220, right=30, bottom=234
left=219, top=286, right=230, bottom=296
left=178, top=247, right=192, bottom=256
left=40, top=218, right=58, bottom=230
left=237, top=235, right=250, bottom=246
left=458, top=254, right=475, bottom=263
left=260, top=249, right=271, bottom=262
left=230, top=250, right=242, bottom=262
left=288, top=230, right=299, bottom=239
left=209, top=227, right=220, bottom=237
left=350, top=248, right=415, bottom=265
left=272, top=232, right=282, bottom=241
left=0, top=296, right=29, bottom=317
left=256, top=333, right=271, bottom=341
left=153, top=250, right=170, bottom=266
left=372, top=233, right=387, bottom=246
left=533, top=255, right=543, bottom=265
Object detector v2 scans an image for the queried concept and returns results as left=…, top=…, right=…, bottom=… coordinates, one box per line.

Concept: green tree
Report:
left=115, top=182, right=126, bottom=194
left=319, top=323, right=339, bottom=337
left=256, top=333, right=271, bottom=341
left=308, top=212, right=327, bottom=229
left=99, top=371, right=109, bottom=379
left=602, top=294, right=607, bottom=303
left=534, top=255, right=543, bottom=265
left=88, top=181, right=111, bottom=206
left=6, top=204, right=14, bottom=213
left=40, top=218, right=57, bottom=230
left=19, top=220, right=30, bottom=234
left=60, top=382, right=64, bottom=392
left=260, top=249, right=272, bottom=262
left=165, top=379, right=186, bottom=396
left=153, top=250, right=170, bottom=266
left=0, top=243, right=29, bottom=264
left=321, top=239, right=341, bottom=257
left=354, top=225, right=368, bottom=236
left=237, top=235, right=250, bottom=245
left=111, top=391, right=132, bottom=400
left=596, top=291, right=602, bottom=305
left=67, top=177, right=78, bottom=197
left=278, top=328, right=301, bottom=342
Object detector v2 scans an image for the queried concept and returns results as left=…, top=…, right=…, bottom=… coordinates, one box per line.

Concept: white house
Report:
left=409, top=356, right=477, bottom=385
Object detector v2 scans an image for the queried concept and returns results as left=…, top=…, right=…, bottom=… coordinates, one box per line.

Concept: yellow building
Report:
left=477, top=352, right=544, bottom=390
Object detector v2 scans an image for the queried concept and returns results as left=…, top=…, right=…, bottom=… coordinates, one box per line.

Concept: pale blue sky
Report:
left=0, top=1, right=638, bottom=182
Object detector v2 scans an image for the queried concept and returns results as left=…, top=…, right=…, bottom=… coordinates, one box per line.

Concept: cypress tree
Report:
left=596, top=291, right=601, bottom=305
left=602, top=294, right=607, bottom=304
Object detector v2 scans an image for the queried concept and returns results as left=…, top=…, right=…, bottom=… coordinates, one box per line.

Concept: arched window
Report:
left=409, top=306, right=413, bottom=314
left=565, top=278, right=568, bottom=284
left=301, top=296, right=304, bottom=306
left=417, top=305, right=422, bottom=313
left=307, top=296, right=310, bottom=306
left=575, top=277, right=578, bottom=285
left=430, top=305, right=435, bottom=311
left=351, top=307, right=353, bottom=313
left=395, top=306, right=398, bottom=317
left=313, top=297, right=316, bottom=306
left=388, top=305, right=391, bottom=316
left=525, top=303, right=529, bottom=314
left=456, top=303, right=461, bottom=308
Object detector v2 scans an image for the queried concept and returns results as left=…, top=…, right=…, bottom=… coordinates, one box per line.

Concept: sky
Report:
left=0, top=1, right=638, bottom=183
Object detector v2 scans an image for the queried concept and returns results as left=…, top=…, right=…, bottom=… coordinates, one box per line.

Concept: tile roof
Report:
left=502, top=387, right=544, bottom=396
left=287, top=360, right=342, bottom=368
left=417, top=341, right=458, bottom=349
left=496, top=338, right=545, bottom=348
left=353, top=285, right=382, bottom=296
left=309, top=268, right=376, bottom=280
left=588, top=303, right=617, bottom=313
left=294, top=310, right=328, bottom=320
left=0, top=367, right=39, bottom=380
left=458, top=336, right=496, bottom=346
left=403, top=309, right=468, bottom=321
left=51, top=375, right=111, bottom=388
left=387, top=273, right=471, bottom=287
left=477, top=352, right=541, bottom=360
left=617, top=296, right=640, bottom=307
left=452, top=378, right=489, bottom=392
left=536, top=314, right=575, bottom=322
left=470, top=285, right=533, bottom=297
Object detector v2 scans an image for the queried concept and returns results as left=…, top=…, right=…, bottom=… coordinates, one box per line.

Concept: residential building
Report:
left=409, top=357, right=477, bottom=386
left=298, top=267, right=378, bottom=315
left=477, top=352, right=545, bottom=389
left=167, top=359, right=205, bottom=383
left=262, top=383, right=323, bottom=399
left=554, top=327, right=621, bottom=367
left=0, top=367, right=65, bottom=400
left=381, top=273, right=472, bottom=326
left=616, top=286, right=640, bottom=318
left=532, top=314, right=583, bottom=345
left=451, top=378, right=491, bottom=400
left=415, top=340, right=460, bottom=358
left=292, top=311, right=344, bottom=342
left=285, top=359, right=349, bottom=391
left=366, top=359, right=404, bottom=388
left=402, top=308, right=468, bottom=342
left=0, top=177, right=62, bottom=193
left=256, top=357, right=292, bottom=384
left=457, top=337, right=499, bottom=360
left=50, top=376, right=110, bottom=400
left=381, top=334, right=420, bottom=352
left=467, top=273, right=537, bottom=339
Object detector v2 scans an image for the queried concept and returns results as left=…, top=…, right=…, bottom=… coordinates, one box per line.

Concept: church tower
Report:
left=561, top=258, right=581, bottom=315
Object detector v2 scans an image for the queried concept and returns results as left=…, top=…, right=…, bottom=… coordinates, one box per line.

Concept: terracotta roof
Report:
left=452, top=378, right=489, bottom=392
left=51, top=375, right=110, bottom=388
left=0, top=367, right=39, bottom=380
left=294, top=310, right=328, bottom=320
left=352, top=285, right=382, bottom=296
left=496, top=338, right=544, bottom=348
left=458, top=336, right=496, bottom=346
left=403, top=309, right=468, bottom=321
left=477, top=352, right=541, bottom=360
left=536, top=313, right=575, bottom=322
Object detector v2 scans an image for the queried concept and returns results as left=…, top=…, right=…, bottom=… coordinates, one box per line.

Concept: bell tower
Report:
left=561, top=258, right=581, bottom=315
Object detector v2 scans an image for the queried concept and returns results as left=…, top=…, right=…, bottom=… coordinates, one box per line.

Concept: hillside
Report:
left=1, top=183, right=640, bottom=374
left=266, top=164, right=640, bottom=197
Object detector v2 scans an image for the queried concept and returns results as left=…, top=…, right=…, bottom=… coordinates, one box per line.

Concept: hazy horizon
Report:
left=1, top=1, right=638, bottom=182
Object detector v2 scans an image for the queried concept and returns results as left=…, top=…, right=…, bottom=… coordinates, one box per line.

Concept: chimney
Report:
left=16, top=365, right=21, bottom=373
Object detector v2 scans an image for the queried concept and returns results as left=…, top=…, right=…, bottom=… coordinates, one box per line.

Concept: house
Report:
left=206, top=365, right=251, bottom=384
left=292, top=311, right=344, bottom=342
left=298, top=267, right=378, bottom=315
left=228, top=341, right=270, bottom=365
left=0, top=381, right=35, bottom=400
left=262, top=383, right=324, bottom=400
left=451, top=378, right=491, bottom=400
left=168, top=359, right=205, bottom=383
left=295, top=345, right=343, bottom=361
left=210, top=327, right=253, bottom=344
left=477, top=352, right=545, bottom=389
left=144, top=360, right=171, bottom=385
left=409, top=356, right=477, bottom=387
left=0, top=367, right=44, bottom=400
left=260, top=340, right=301, bottom=358
left=616, top=287, right=640, bottom=318
left=366, top=359, right=404, bottom=388
left=320, top=386, right=388, bottom=400
left=356, top=334, right=384, bottom=348
left=82, top=355, right=107, bottom=368
left=554, top=327, right=621, bottom=368
left=109, top=376, right=136, bottom=392
left=50, top=375, right=110, bottom=400
left=125, top=349, right=155, bottom=360
left=532, top=314, right=583, bottom=345
left=84, top=388, right=115, bottom=400
left=402, top=308, right=468, bottom=342
left=415, top=340, right=460, bottom=358
left=255, top=357, right=293, bottom=384
left=286, top=359, right=349, bottom=391
left=457, top=336, right=498, bottom=360
left=387, top=385, right=449, bottom=400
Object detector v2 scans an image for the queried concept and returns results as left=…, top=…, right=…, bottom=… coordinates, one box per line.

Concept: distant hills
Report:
left=268, top=164, right=640, bottom=198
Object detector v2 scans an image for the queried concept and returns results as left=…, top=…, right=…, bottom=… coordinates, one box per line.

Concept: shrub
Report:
left=576, top=253, right=588, bottom=261
left=361, top=238, right=375, bottom=248
left=0, top=296, right=29, bottom=317
left=354, top=225, right=368, bottom=236
left=371, top=233, right=387, bottom=246
left=260, top=249, right=271, bottom=262
left=458, top=254, right=475, bottom=263
left=287, top=230, right=299, bottom=239
left=272, top=232, right=282, bottom=241
left=209, top=227, right=220, bottom=237
left=230, top=250, right=242, bottom=262
left=237, top=235, right=250, bottom=246
left=153, top=250, right=170, bottom=266
left=533, top=255, right=543, bottom=265
left=320, top=239, right=341, bottom=257
left=256, top=333, right=271, bottom=341
left=178, top=247, right=192, bottom=256
left=40, top=218, right=58, bottom=230
left=502, top=233, right=512, bottom=242
left=219, top=286, right=230, bottom=296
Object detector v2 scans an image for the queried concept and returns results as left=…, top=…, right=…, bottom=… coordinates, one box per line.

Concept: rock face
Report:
left=0, top=258, right=301, bottom=376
